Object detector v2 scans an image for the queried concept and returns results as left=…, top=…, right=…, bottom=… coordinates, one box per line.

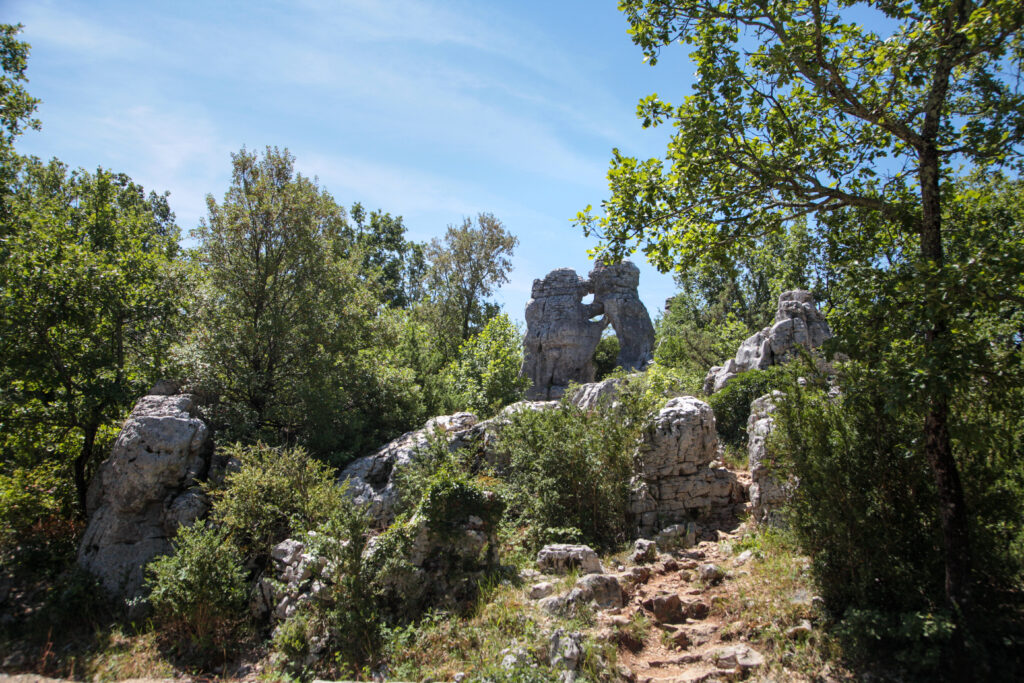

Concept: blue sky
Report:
left=5, top=0, right=696, bottom=321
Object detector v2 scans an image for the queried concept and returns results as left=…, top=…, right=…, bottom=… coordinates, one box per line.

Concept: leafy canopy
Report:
left=577, top=0, right=1024, bottom=271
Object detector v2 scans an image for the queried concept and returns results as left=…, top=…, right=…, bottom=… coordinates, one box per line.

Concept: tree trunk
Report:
left=74, top=422, right=99, bottom=518
left=919, top=142, right=972, bottom=621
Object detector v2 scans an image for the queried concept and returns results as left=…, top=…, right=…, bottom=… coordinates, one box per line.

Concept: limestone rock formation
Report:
left=338, top=411, right=481, bottom=528
left=78, top=390, right=213, bottom=599
left=521, top=261, right=654, bottom=401
left=536, top=543, right=604, bottom=575
left=704, top=290, right=831, bottom=394
left=522, top=268, right=606, bottom=400
left=589, top=260, right=655, bottom=371
left=630, top=396, right=745, bottom=537
left=747, top=392, right=792, bottom=525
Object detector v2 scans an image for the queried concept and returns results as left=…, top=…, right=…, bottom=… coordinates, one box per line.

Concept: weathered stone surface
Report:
left=537, top=543, right=603, bottom=575
left=338, top=412, right=480, bottom=528
left=522, top=268, right=606, bottom=400
left=630, top=397, right=745, bottom=536
left=704, top=290, right=831, bottom=394
left=642, top=593, right=685, bottom=624
left=747, top=392, right=793, bottom=526
left=529, top=582, right=556, bottom=600
left=589, top=260, right=655, bottom=371
left=708, top=644, right=765, bottom=671
left=629, top=538, right=657, bottom=565
left=549, top=629, right=584, bottom=681
left=569, top=376, right=624, bottom=411
left=521, top=261, right=655, bottom=400
left=698, top=563, right=726, bottom=585
left=574, top=573, right=624, bottom=609
left=78, top=391, right=212, bottom=599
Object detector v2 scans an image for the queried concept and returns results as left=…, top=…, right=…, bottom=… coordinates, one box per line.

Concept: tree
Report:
left=578, top=0, right=1023, bottom=632
left=189, top=147, right=420, bottom=460
left=0, top=24, right=40, bottom=225
left=443, top=313, right=529, bottom=416
left=0, top=159, right=184, bottom=513
left=423, top=213, right=518, bottom=359
left=347, top=202, right=427, bottom=309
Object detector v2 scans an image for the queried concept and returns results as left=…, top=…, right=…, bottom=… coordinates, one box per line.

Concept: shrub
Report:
left=593, top=333, right=620, bottom=381
left=206, top=442, right=348, bottom=558
left=495, top=381, right=656, bottom=551
left=707, top=365, right=787, bottom=448
left=145, top=524, right=248, bottom=648
left=271, top=497, right=381, bottom=678
left=443, top=314, right=529, bottom=417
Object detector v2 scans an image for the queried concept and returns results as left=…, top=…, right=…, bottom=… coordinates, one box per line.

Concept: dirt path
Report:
left=594, top=515, right=768, bottom=683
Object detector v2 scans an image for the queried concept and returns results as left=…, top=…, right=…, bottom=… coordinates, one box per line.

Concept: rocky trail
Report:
left=606, top=533, right=765, bottom=683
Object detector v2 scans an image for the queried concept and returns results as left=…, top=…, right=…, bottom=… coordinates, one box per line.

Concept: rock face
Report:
left=522, top=261, right=654, bottom=401
left=78, top=391, right=213, bottom=599
left=704, top=290, right=831, bottom=394
left=339, top=411, right=482, bottom=528
left=522, top=268, right=606, bottom=400
left=630, top=397, right=745, bottom=537
left=536, top=543, right=603, bottom=575
left=588, top=260, right=655, bottom=371
left=747, top=392, right=791, bottom=525
left=339, top=404, right=558, bottom=528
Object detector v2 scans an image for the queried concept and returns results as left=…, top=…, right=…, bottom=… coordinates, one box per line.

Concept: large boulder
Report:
left=630, top=397, right=745, bottom=536
left=521, top=260, right=655, bottom=401
left=704, top=290, right=831, bottom=394
left=78, top=390, right=213, bottom=599
left=589, top=260, right=655, bottom=371
left=338, top=411, right=482, bottom=528
left=521, top=268, right=606, bottom=400
left=747, top=392, right=792, bottom=525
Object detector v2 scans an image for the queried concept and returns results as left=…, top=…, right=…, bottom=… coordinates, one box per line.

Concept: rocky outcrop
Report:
left=589, top=260, right=655, bottom=371
left=630, top=397, right=746, bottom=537
left=704, top=290, right=831, bottom=394
left=522, top=261, right=655, bottom=401
left=339, top=404, right=557, bottom=528
left=78, top=390, right=213, bottom=599
left=338, top=412, right=482, bottom=528
left=522, top=268, right=606, bottom=400
left=747, top=392, right=792, bottom=525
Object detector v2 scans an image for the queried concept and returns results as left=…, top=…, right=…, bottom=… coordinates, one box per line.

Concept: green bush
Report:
left=271, top=498, right=381, bottom=678
left=145, top=524, right=248, bottom=648
left=419, top=464, right=503, bottom=541
left=593, top=333, right=620, bottom=381
left=495, top=381, right=657, bottom=551
left=707, top=365, right=787, bottom=448
left=443, top=314, right=529, bottom=417
left=206, top=442, right=348, bottom=558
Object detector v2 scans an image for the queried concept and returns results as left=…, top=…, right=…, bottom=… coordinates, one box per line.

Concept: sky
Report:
left=4, top=0, right=698, bottom=321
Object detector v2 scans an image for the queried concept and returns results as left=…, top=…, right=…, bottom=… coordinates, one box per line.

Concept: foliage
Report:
left=422, top=213, right=518, bottom=362
left=707, top=365, right=788, bottom=448
left=270, top=499, right=381, bottom=678
left=0, top=462, right=76, bottom=558
left=593, top=333, right=620, bottom=381
left=187, top=147, right=418, bottom=461
left=1, top=158, right=185, bottom=511
left=443, top=313, right=528, bottom=416
left=419, top=464, right=504, bottom=542
left=495, top=381, right=657, bottom=551
left=144, top=524, right=248, bottom=650
left=346, top=202, right=426, bottom=309
left=0, top=23, right=39, bottom=223
left=205, top=442, right=348, bottom=558
left=580, top=0, right=1024, bottom=634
